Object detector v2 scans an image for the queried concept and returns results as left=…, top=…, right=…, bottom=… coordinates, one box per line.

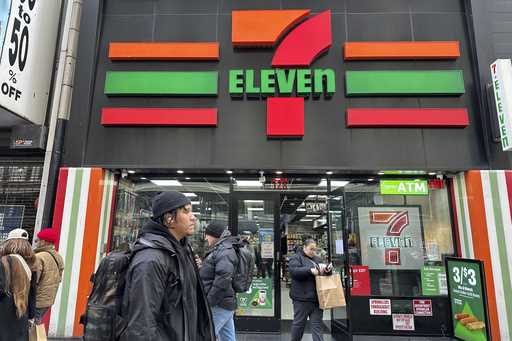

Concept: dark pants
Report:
left=291, top=300, right=324, bottom=341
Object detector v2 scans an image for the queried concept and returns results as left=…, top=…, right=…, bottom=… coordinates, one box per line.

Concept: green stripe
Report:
left=57, top=169, right=84, bottom=336
left=105, top=71, right=218, bottom=95
left=345, top=70, right=465, bottom=96
left=456, top=176, right=471, bottom=257
left=489, top=172, right=512, bottom=337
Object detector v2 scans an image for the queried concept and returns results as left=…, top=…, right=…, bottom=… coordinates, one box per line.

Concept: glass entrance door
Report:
left=232, top=192, right=281, bottom=332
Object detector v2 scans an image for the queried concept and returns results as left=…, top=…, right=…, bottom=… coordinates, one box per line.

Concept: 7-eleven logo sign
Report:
left=370, top=211, right=410, bottom=265
left=231, top=9, right=333, bottom=138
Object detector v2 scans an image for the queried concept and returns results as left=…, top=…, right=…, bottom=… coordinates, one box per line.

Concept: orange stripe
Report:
left=232, top=9, right=310, bottom=47
left=109, top=42, right=220, bottom=60
left=73, top=169, right=104, bottom=336
left=465, top=171, right=501, bottom=341
left=344, top=41, right=460, bottom=60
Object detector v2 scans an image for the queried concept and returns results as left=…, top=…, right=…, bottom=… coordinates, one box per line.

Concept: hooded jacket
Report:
left=119, top=219, right=215, bottom=341
left=199, top=229, right=239, bottom=311
left=34, top=245, right=64, bottom=308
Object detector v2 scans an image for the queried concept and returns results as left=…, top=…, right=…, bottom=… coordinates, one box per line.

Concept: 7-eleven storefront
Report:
left=45, top=169, right=512, bottom=340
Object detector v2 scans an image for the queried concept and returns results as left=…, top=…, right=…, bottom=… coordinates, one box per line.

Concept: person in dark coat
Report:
left=119, top=191, right=215, bottom=341
left=288, top=239, right=332, bottom=341
left=198, top=222, right=239, bottom=341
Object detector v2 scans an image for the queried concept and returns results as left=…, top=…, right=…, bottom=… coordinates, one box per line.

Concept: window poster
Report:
left=358, top=206, right=425, bottom=270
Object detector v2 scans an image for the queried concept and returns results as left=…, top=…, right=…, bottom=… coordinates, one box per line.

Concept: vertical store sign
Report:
left=491, top=59, right=512, bottom=151
left=0, top=0, right=61, bottom=124
left=446, top=258, right=490, bottom=341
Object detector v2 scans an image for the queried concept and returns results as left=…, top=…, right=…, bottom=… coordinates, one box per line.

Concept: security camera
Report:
left=436, top=174, right=443, bottom=180
left=121, top=169, right=128, bottom=179
left=259, top=171, right=266, bottom=184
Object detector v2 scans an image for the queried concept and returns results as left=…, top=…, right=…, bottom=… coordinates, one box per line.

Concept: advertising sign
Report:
left=259, top=228, right=274, bottom=259
left=380, top=180, right=429, bottom=195
left=0, top=0, right=61, bottom=125
left=413, top=299, right=433, bottom=316
left=350, top=265, right=370, bottom=296
left=491, top=59, right=512, bottom=151
left=392, top=314, right=415, bottom=331
left=236, top=278, right=273, bottom=316
left=446, top=258, right=490, bottom=341
left=369, top=299, right=391, bottom=315
left=358, top=206, right=425, bottom=270
left=421, top=266, right=448, bottom=296
left=0, top=204, right=24, bottom=241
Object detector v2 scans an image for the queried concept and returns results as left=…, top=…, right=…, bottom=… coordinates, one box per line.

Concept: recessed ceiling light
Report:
left=236, top=180, right=262, bottom=187
left=183, top=193, right=197, bottom=197
left=128, top=170, right=135, bottom=174
left=378, top=171, right=385, bottom=175
left=151, top=180, right=182, bottom=186
left=275, top=171, right=283, bottom=175
left=368, top=178, right=375, bottom=182
left=248, top=207, right=264, bottom=211
left=140, top=177, right=147, bottom=180
left=191, top=201, right=200, bottom=205
left=428, top=172, right=437, bottom=176
left=226, top=170, right=233, bottom=174
left=318, top=179, right=349, bottom=187
left=185, top=177, right=191, bottom=180
left=326, top=171, right=333, bottom=175
left=177, top=170, right=184, bottom=174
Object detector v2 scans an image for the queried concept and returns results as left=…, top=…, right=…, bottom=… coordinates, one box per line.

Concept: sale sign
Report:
left=446, top=258, right=490, bottom=341
left=0, top=0, right=61, bottom=124
left=350, top=265, right=370, bottom=296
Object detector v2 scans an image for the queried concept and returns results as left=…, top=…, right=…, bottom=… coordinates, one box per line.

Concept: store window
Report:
left=339, top=180, right=454, bottom=296
left=0, top=163, right=43, bottom=241
left=110, top=177, right=230, bottom=255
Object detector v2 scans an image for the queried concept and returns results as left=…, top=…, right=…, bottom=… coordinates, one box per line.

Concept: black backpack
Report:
left=81, top=239, right=154, bottom=341
left=232, top=241, right=255, bottom=293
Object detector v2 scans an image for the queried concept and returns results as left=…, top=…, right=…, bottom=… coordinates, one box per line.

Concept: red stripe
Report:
left=51, top=168, right=69, bottom=251
left=101, top=107, right=217, bottom=126
left=506, top=171, right=512, bottom=223
left=346, top=108, right=469, bottom=127
left=45, top=168, right=68, bottom=331
left=448, top=178, right=462, bottom=256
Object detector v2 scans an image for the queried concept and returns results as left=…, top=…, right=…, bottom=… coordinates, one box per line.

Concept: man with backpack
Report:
left=198, top=222, right=241, bottom=341
left=118, top=191, right=215, bottom=341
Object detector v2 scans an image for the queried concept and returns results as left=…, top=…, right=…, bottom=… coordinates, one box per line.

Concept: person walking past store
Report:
left=0, top=228, right=37, bottom=341
left=119, top=191, right=215, bottom=341
left=199, top=222, right=239, bottom=341
left=288, top=239, right=332, bottom=341
left=33, top=228, right=64, bottom=324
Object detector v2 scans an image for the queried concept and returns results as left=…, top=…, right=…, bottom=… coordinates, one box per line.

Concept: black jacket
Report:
left=288, top=248, right=324, bottom=303
left=119, top=219, right=215, bottom=341
left=0, top=256, right=36, bottom=341
left=199, top=230, right=239, bottom=311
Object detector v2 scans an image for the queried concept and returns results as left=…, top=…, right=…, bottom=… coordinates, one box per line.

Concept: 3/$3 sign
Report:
left=229, top=68, right=336, bottom=97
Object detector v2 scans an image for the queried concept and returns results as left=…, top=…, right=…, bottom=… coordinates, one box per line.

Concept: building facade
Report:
left=42, top=1, right=512, bottom=340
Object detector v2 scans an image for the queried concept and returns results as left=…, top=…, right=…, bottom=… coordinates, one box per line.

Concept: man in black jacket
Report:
left=119, top=191, right=215, bottom=341
left=199, top=222, right=239, bottom=341
left=288, top=239, right=332, bottom=341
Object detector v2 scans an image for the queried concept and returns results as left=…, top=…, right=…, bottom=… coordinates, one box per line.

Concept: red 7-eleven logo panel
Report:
left=369, top=210, right=409, bottom=266
left=232, top=9, right=332, bottom=138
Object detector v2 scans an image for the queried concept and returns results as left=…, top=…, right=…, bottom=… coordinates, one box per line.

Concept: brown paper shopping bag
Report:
left=29, top=323, right=47, bottom=341
left=315, top=273, right=346, bottom=310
